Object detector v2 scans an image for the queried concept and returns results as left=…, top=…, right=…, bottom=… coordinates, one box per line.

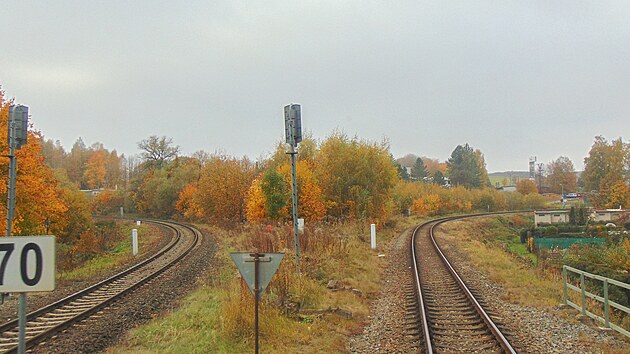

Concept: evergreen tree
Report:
left=261, top=169, right=289, bottom=220
left=569, top=206, right=576, bottom=225
left=433, top=171, right=446, bottom=186
left=396, top=163, right=410, bottom=181
left=446, top=144, right=487, bottom=188
left=411, top=157, right=427, bottom=181
left=577, top=206, right=587, bottom=226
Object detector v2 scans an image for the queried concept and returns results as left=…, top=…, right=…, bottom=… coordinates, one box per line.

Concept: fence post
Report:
left=580, top=273, right=586, bottom=315
left=563, top=266, right=568, bottom=305
left=603, top=279, right=610, bottom=328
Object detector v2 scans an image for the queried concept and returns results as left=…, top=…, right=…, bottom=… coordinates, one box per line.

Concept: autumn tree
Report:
left=423, top=157, right=447, bottom=175
left=175, top=184, right=203, bottom=220
left=133, top=157, right=199, bottom=218
left=546, top=156, right=577, bottom=195
left=65, top=138, right=89, bottom=188
left=278, top=160, right=326, bottom=222
left=316, top=133, right=398, bottom=221
left=40, top=139, right=66, bottom=169
left=604, top=181, right=630, bottom=209
left=105, top=150, right=124, bottom=188
left=473, top=149, right=491, bottom=187
left=582, top=136, right=630, bottom=208
left=516, top=179, right=538, bottom=195
left=245, top=178, right=266, bottom=221
left=138, top=135, right=180, bottom=168
left=84, top=149, right=107, bottom=189
left=0, top=89, right=69, bottom=235
left=175, top=155, right=255, bottom=223
left=583, top=136, right=628, bottom=192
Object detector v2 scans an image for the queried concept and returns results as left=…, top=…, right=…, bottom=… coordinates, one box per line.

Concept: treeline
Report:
left=38, top=130, right=548, bottom=227
left=6, top=86, right=630, bottom=242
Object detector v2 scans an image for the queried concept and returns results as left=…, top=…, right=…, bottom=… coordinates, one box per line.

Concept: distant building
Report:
left=591, top=209, right=627, bottom=223
left=497, top=185, right=517, bottom=192
left=534, top=208, right=628, bottom=227
left=534, top=210, right=570, bottom=227
left=80, top=188, right=116, bottom=197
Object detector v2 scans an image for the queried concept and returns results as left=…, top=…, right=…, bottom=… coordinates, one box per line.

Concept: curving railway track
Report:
left=0, top=220, right=201, bottom=354
left=411, top=214, right=517, bottom=353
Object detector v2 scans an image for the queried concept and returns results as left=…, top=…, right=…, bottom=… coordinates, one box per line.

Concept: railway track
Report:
left=0, top=220, right=200, bottom=353
left=411, top=215, right=517, bottom=353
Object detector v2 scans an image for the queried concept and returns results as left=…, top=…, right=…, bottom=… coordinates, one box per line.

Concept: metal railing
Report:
left=563, top=265, right=630, bottom=338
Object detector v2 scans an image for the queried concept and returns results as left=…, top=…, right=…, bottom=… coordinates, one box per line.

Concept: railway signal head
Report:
left=284, top=104, right=302, bottom=146
left=8, top=105, right=29, bottom=149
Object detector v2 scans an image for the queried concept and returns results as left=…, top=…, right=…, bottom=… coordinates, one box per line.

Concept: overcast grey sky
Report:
left=1, top=1, right=629, bottom=172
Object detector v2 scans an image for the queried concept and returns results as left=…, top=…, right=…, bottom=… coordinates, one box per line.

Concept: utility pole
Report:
left=284, top=104, right=302, bottom=273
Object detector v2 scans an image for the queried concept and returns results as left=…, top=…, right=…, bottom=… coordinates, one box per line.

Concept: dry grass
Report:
left=115, top=216, right=421, bottom=353
left=437, top=217, right=563, bottom=308
left=437, top=216, right=630, bottom=352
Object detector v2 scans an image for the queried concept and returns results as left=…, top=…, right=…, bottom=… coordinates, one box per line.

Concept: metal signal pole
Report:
left=7, top=105, right=29, bottom=354
left=284, top=104, right=302, bottom=273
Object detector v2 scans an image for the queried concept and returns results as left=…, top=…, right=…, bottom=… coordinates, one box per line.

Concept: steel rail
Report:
left=411, top=213, right=520, bottom=354
left=410, top=221, right=434, bottom=354
left=0, top=220, right=200, bottom=353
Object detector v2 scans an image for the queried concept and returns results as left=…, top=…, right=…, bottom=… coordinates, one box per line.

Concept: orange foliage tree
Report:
left=516, top=179, right=538, bottom=195
left=0, top=89, right=68, bottom=235
left=176, top=155, right=256, bottom=223
left=244, top=177, right=266, bottom=222
left=278, top=160, right=326, bottom=222
left=84, top=149, right=107, bottom=189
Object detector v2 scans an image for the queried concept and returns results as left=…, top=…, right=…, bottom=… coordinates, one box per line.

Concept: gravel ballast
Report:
left=349, top=219, right=628, bottom=353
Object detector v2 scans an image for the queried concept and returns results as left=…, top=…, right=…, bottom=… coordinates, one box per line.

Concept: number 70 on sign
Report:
left=0, top=236, right=56, bottom=292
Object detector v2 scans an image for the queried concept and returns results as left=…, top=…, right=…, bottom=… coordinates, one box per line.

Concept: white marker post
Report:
left=370, top=224, right=376, bottom=249
left=132, top=229, right=138, bottom=256
left=297, top=218, right=305, bottom=234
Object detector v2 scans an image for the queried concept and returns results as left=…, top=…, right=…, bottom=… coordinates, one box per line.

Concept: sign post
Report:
left=284, top=104, right=302, bottom=273
left=0, top=236, right=56, bottom=353
left=231, top=252, right=284, bottom=354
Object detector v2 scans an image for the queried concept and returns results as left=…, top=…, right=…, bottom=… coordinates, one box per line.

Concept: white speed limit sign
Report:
left=0, top=236, right=56, bottom=292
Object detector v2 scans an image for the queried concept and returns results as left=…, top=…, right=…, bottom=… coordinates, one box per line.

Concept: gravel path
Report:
left=348, top=219, right=629, bottom=353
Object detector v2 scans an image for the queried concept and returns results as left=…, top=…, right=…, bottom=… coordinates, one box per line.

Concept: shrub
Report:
left=545, top=226, right=558, bottom=237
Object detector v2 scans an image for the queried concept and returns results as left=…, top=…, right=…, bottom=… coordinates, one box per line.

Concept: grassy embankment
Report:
left=58, top=221, right=156, bottom=281
left=436, top=215, right=562, bottom=307
left=113, top=216, right=423, bottom=353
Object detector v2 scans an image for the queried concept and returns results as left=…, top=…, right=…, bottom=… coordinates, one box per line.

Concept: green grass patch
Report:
left=59, top=239, right=133, bottom=281
left=59, top=222, right=154, bottom=281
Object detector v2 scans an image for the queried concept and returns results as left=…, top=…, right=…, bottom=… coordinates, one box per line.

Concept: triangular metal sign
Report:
left=230, top=252, right=284, bottom=296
